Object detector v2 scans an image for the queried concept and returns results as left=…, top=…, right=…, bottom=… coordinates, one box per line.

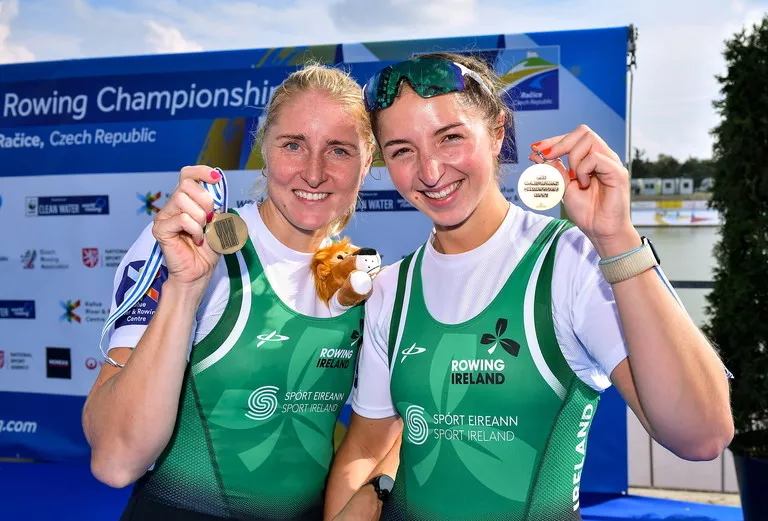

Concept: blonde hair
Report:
left=254, top=63, right=374, bottom=236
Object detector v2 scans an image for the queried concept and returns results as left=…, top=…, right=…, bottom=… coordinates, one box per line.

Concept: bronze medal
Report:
left=204, top=212, right=248, bottom=254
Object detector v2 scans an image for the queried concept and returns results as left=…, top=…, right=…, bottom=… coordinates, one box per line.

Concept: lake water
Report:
left=637, top=226, right=721, bottom=326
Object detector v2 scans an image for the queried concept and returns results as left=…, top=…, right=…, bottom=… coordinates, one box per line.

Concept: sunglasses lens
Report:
left=364, top=59, right=466, bottom=111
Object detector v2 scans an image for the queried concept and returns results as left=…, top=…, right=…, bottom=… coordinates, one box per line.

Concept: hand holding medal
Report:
left=517, top=150, right=566, bottom=211
left=201, top=170, right=248, bottom=255
left=522, top=125, right=635, bottom=255
left=98, top=165, right=248, bottom=367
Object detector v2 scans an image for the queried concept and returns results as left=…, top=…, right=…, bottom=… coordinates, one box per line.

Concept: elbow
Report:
left=89, top=446, right=143, bottom=489
left=672, top=420, right=735, bottom=462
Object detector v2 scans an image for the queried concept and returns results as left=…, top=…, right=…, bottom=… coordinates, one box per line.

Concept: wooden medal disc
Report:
left=204, top=212, right=248, bottom=254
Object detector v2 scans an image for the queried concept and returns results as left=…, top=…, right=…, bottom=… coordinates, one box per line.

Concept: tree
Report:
left=703, top=15, right=768, bottom=457
left=630, top=148, right=655, bottom=179
left=630, top=149, right=714, bottom=189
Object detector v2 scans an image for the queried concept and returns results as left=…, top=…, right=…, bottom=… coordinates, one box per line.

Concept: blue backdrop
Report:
left=0, top=26, right=631, bottom=495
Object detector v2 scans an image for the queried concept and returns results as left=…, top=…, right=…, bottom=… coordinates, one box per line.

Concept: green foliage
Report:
left=630, top=148, right=716, bottom=189
left=702, top=15, right=768, bottom=456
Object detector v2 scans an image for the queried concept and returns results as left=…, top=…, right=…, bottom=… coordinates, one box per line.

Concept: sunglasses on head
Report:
left=362, top=57, right=494, bottom=112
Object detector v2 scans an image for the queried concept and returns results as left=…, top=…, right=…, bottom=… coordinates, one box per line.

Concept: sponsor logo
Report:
left=114, top=261, right=168, bottom=328
left=137, top=191, right=165, bottom=215
left=246, top=386, right=279, bottom=421
left=355, top=190, right=416, bottom=213
left=21, top=249, right=35, bottom=269
left=0, top=300, right=35, bottom=319
left=21, top=248, right=68, bottom=270
left=26, top=195, right=109, bottom=216
left=60, top=300, right=82, bottom=323
left=103, top=249, right=127, bottom=268
left=256, top=330, right=289, bottom=348
left=498, top=47, right=560, bottom=112
left=481, top=318, right=520, bottom=356
left=400, top=343, right=426, bottom=363
left=350, top=318, right=363, bottom=348
left=46, top=347, right=72, bottom=379
left=405, top=405, right=429, bottom=445
left=0, top=351, right=32, bottom=370
left=82, top=248, right=99, bottom=268
left=81, top=248, right=127, bottom=268
left=282, top=390, right=343, bottom=414
left=316, top=347, right=355, bottom=369
left=450, top=318, right=520, bottom=385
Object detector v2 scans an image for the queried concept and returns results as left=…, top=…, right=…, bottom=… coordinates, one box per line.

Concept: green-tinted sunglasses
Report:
left=362, top=57, right=494, bottom=112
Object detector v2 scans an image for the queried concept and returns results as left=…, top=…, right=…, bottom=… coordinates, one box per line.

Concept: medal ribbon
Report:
left=98, top=168, right=229, bottom=367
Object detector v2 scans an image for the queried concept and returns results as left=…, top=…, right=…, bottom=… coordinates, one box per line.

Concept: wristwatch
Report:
left=598, top=236, right=660, bottom=284
left=366, top=474, right=395, bottom=502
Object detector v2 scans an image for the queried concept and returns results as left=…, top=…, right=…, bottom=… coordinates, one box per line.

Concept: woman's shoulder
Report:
left=232, top=201, right=261, bottom=226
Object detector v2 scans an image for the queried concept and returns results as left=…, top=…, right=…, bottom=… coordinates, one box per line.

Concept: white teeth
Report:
left=423, top=181, right=461, bottom=200
left=294, top=190, right=329, bottom=201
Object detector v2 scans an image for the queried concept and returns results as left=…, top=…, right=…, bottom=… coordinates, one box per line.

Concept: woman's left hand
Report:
left=530, top=124, right=641, bottom=258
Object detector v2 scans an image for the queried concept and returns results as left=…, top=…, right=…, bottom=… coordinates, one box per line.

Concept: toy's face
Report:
left=330, top=247, right=382, bottom=277
left=351, top=248, right=382, bottom=275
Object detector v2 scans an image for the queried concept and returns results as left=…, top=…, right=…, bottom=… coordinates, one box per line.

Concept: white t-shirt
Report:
left=352, top=203, right=632, bottom=420
left=106, top=202, right=347, bottom=356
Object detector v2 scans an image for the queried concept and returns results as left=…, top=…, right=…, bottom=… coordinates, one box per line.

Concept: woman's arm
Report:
left=607, top=253, right=733, bottom=460
left=82, top=281, right=203, bottom=488
left=82, top=166, right=221, bottom=487
left=324, top=414, right=403, bottom=520
left=534, top=127, right=733, bottom=460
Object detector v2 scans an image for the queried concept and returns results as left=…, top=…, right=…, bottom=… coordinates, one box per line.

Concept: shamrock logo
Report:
left=481, top=318, right=520, bottom=357
left=350, top=318, right=364, bottom=348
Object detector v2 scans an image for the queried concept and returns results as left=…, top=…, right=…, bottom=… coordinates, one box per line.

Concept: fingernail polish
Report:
left=206, top=212, right=214, bottom=223
left=531, top=141, right=542, bottom=149
left=577, top=179, right=587, bottom=189
left=210, top=170, right=221, bottom=180
left=541, top=147, right=552, bottom=156
left=569, top=169, right=576, bottom=180
left=197, top=238, right=205, bottom=247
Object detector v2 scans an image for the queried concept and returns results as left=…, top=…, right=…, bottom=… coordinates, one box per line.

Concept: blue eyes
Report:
left=282, top=143, right=349, bottom=156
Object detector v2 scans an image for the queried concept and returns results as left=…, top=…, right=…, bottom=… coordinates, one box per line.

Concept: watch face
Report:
left=379, top=475, right=395, bottom=493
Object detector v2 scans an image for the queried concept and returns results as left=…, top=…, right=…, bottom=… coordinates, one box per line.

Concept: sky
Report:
left=1, top=0, right=766, bottom=161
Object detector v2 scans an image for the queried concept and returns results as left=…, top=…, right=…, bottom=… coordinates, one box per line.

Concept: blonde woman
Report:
left=83, top=64, right=375, bottom=521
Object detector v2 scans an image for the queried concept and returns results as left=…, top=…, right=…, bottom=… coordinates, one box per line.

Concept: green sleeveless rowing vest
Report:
left=133, top=213, right=364, bottom=520
left=382, top=219, right=601, bottom=521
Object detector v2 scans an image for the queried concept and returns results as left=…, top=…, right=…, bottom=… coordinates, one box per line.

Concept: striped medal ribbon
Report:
left=97, top=168, right=247, bottom=367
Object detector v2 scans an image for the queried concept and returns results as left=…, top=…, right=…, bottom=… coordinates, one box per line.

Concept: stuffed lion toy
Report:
left=311, top=238, right=382, bottom=308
